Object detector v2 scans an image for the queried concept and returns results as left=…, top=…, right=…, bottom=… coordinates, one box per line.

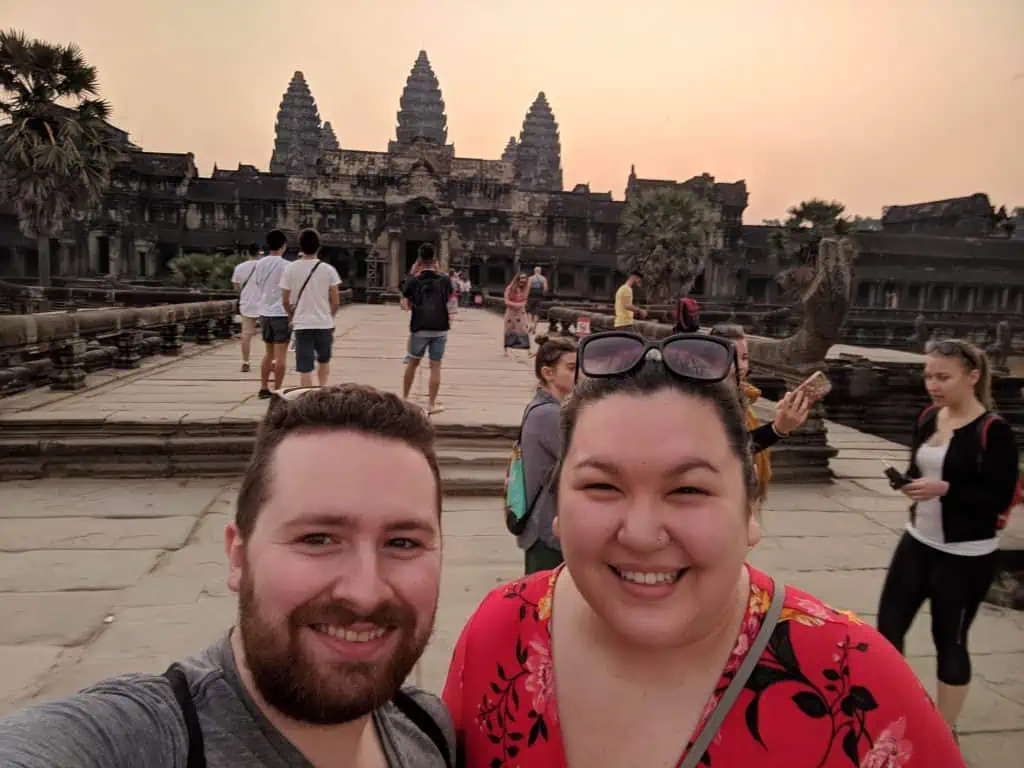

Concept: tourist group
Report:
left=1, top=238, right=1014, bottom=767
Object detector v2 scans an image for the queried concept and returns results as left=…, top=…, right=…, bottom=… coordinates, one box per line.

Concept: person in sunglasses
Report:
left=878, top=339, right=1018, bottom=739
left=444, top=331, right=962, bottom=767
left=711, top=324, right=810, bottom=501
left=0, top=386, right=454, bottom=767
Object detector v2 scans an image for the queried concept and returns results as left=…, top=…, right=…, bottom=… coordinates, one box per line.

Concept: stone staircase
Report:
left=0, top=419, right=512, bottom=495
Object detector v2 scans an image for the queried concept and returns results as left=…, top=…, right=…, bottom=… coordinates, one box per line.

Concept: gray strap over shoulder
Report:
left=680, top=579, right=787, bottom=768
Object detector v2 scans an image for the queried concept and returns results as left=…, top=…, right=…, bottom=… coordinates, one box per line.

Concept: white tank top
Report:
left=906, top=440, right=999, bottom=556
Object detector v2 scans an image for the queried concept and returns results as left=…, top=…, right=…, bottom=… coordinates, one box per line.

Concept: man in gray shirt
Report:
left=0, top=386, right=453, bottom=767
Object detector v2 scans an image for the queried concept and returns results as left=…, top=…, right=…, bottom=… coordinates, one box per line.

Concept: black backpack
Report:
left=164, top=665, right=452, bottom=767
left=411, top=272, right=450, bottom=333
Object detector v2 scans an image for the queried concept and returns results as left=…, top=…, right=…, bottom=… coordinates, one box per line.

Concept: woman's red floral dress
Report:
left=442, top=565, right=963, bottom=767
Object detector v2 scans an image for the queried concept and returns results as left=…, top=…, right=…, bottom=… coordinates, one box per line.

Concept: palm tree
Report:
left=0, top=30, right=121, bottom=286
left=617, top=185, right=719, bottom=302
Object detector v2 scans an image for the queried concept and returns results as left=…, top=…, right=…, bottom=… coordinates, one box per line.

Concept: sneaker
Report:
left=257, top=388, right=272, bottom=399
left=241, top=362, right=250, bottom=373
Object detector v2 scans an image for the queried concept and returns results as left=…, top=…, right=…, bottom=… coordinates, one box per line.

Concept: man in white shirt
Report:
left=252, top=230, right=291, bottom=399
left=281, top=229, right=341, bottom=387
left=231, top=244, right=262, bottom=373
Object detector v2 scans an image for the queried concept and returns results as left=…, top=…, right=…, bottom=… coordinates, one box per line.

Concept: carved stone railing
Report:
left=543, top=306, right=834, bottom=483
left=0, top=277, right=237, bottom=314
left=0, top=300, right=238, bottom=395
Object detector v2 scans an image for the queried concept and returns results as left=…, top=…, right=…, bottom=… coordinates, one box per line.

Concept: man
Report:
left=673, top=292, right=701, bottom=333
left=525, top=265, right=548, bottom=335
left=401, top=244, right=451, bottom=416
left=231, top=244, right=263, bottom=373
left=252, top=230, right=290, bottom=399
left=0, top=385, right=454, bottom=767
left=614, top=270, right=646, bottom=329
left=281, top=229, right=341, bottom=388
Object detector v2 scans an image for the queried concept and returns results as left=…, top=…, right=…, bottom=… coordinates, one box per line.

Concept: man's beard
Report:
left=237, top=569, right=436, bottom=725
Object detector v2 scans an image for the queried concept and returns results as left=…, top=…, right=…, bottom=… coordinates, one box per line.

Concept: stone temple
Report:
left=0, top=50, right=1022, bottom=310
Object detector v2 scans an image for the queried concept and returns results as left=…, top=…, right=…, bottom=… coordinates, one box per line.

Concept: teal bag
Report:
left=505, top=403, right=543, bottom=535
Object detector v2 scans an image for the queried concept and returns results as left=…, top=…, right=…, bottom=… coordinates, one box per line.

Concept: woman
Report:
left=503, top=274, right=531, bottom=355
left=877, top=339, right=1018, bottom=736
left=517, top=336, right=577, bottom=575
left=444, top=331, right=962, bottom=767
left=711, top=324, right=810, bottom=500
left=526, top=267, right=549, bottom=335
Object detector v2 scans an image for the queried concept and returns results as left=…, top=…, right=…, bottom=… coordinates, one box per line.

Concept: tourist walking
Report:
left=447, top=268, right=460, bottom=320
left=613, top=269, right=646, bottom=328
left=253, top=229, right=290, bottom=399
left=0, top=385, right=454, bottom=767
left=230, top=243, right=261, bottom=373
left=503, top=274, right=531, bottom=355
left=280, top=229, right=341, bottom=388
left=526, top=265, right=548, bottom=335
left=444, top=332, right=962, bottom=766
left=711, top=324, right=810, bottom=501
left=877, top=339, right=1018, bottom=737
left=401, top=244, right=452, bottom=415
left=515, top=336, right=577, bottom=574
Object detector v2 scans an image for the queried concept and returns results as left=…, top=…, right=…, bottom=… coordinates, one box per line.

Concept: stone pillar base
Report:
left=50, top=337, right=87, bottom=391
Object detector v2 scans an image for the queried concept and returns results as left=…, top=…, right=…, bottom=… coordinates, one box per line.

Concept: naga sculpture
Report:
left=748, top=237, right=857, bottom=366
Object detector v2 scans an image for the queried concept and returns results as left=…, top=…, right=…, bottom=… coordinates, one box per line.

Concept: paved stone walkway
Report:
left=0, top=305, right=538, bottom=428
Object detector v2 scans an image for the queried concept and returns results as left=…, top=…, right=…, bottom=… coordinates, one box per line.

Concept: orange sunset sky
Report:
left=4, top=0, right=1022, bottom=221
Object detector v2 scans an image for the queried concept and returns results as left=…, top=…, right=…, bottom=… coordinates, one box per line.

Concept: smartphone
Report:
left=796, top=370, right=832, bottom=403
left=881, top=460, right=910, bottom=490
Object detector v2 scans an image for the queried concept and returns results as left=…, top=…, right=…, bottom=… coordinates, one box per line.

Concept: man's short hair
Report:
left=629, top=269, right=643, bottom=279
left=248, top=243, right=261, bottom=257
left=235, top=385, right=442, bottom=538
left=418, top=243, right=436, bottom=263
left=298, top=228, right=321, bottom=256
left=266, top=229, right=287, bottom=252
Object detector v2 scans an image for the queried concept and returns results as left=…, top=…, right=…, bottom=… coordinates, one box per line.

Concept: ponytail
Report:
left=972, top=343, right=994, bottom=410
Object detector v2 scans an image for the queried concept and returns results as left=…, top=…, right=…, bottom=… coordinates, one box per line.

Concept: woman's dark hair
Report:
left=552, top=363, right=757, bottom=505
left=534, top=336, right=577, bottom=384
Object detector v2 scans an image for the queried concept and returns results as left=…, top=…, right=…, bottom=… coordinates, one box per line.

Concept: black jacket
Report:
left=906, top=408, right=1019, bottom=543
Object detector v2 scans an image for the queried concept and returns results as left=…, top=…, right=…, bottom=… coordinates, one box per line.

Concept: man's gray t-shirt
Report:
left=0, top=634, right=454, bottom=767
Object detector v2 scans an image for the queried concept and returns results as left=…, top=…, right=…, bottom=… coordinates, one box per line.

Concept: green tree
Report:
left=0, top=30, right=121, bottom=286
left=618, top=186, right=719, bottom=301
left=768, top=198, right=853, bottom=293
left=168, top=251, right=246, bottom=290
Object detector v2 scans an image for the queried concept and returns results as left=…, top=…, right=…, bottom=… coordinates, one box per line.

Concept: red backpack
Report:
left=917, top=405, right=1021, bottom=529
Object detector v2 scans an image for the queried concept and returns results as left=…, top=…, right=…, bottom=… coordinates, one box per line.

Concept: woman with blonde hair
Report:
left=878, top=338, right=1018, bottom=737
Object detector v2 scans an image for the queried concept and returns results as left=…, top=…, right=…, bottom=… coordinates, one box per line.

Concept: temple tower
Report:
left=501, top=136, right=519, bottom=164
left=514, top=92, right=562, bottom=191
left=269, top=71, right=323, bottom=176
left=393, top=51, right=448, bottom=147
left=321, top=121, right=340, bottom=152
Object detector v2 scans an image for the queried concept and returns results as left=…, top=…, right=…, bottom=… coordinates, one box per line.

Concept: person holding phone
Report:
left=710, top=324, right=813, bottom=500
left=877, top=339, right=1018, bottom=738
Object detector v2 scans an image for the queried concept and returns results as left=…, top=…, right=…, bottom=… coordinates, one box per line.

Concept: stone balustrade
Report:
left=0, top=277, right=237, bottom=314
left=0, top=299, right=238, bottom=395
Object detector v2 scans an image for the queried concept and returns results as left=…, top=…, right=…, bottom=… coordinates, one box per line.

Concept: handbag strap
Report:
left=680, top=579, right=787, bottom=768
left=291, top=260, right=323, bottom=315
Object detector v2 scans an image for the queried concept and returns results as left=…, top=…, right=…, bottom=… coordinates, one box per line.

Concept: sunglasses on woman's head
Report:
left=925, top=339, right=977, bottom=366
left=575, top=331, right=736, bottom=383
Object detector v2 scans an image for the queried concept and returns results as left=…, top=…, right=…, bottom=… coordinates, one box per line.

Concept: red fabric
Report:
left=443, top=565, right=963, bottom=767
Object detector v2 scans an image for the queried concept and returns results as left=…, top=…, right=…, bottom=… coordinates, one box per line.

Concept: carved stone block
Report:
left=193, top=319, right=214, bottom=345
left=161, top=323, right=184, bottom=356
left=114, top=329, right=144, bottom=369
left=215, top=315, right=234, bottom=339
left=50, top=336, right=88, bottom=391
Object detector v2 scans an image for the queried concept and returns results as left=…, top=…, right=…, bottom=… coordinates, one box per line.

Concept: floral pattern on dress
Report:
left=443, top=565, right=963, bottom=768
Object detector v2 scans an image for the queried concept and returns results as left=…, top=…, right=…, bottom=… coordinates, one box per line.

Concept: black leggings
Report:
left=877, top=532, right=997, bottom=686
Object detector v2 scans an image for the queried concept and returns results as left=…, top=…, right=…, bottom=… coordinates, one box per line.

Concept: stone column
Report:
left=108, top=234, right=122, bottom=278
left=388, top=234, right=401, bottom=291
left=114, top=329, right=144, bottom=369
left=87, top=232, right=101, bottom=274
left=161, top=323, right=184, bottom=356
left=192, top=319, right=214, bottom=345
left=439, top=230, right=451, bottom=272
